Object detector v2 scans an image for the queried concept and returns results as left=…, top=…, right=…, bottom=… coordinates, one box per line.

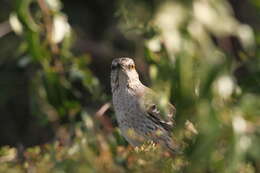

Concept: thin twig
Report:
left=95, top=102, right=114, bottom=132
left=95, top=102, right=111, bottom=117
left=0, top=21, right=12, bottom=38
left=37, top=0, right=59, bottom=54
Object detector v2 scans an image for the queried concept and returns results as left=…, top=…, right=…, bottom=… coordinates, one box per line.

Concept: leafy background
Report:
left=0, top=0, right=259, bottom=172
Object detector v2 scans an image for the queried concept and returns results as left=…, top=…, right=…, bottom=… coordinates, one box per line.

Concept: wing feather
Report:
left=135, top=86, right=176, bottom=132
left=146, top=103, right=175, bottom=131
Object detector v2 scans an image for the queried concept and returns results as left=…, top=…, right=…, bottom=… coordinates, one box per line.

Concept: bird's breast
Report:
left=112, top=87, right=141, bottom=119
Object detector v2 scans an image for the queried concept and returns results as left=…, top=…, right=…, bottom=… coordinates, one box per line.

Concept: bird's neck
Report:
left=128, top=78, right=142, bottom=89
left=118, top=76, right=142, bottom=91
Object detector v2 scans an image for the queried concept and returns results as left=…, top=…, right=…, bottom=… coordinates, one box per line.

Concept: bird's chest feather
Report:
left=112, top=87, right=143, bottom=122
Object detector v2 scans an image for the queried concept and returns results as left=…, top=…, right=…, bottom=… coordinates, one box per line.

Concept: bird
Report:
left=111, top=57, right=180, bottom=154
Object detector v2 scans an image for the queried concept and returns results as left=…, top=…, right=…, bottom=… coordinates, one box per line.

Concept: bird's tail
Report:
left=161, top=136, right=182, bottom=156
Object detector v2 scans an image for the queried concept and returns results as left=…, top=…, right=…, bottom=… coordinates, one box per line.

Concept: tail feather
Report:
left=159, top=135, right=182, bottom=155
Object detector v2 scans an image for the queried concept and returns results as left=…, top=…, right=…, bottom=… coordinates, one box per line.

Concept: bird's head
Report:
left=111, top=57, right=140, bottom=92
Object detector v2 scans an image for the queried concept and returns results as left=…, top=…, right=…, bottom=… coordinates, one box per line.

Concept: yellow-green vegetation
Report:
left=0, top=0, right=260, bottom=172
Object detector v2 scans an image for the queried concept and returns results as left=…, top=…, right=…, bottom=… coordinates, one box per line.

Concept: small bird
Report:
left=111, top=57, right=179, bottom=154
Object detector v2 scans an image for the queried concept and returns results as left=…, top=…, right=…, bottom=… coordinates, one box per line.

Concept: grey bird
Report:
left=111, top=57, right=179, bottom=154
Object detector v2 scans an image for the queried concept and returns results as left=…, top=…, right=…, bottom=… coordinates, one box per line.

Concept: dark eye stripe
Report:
left=111, top=63, right=120, bottom=70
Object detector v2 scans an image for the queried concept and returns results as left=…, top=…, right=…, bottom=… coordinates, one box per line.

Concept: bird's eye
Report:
left=128, top=64, right=135, bottom=70
left=111, top=64, right=118, bottom=70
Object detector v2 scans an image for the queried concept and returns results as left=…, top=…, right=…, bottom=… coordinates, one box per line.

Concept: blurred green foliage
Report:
left=13, top=0, right=102, bottom=122
left=0, top=0, right=260, bottom=172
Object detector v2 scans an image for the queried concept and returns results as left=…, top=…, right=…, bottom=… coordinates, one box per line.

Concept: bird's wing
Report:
left=146, top=103, right=176, bottom=131
left=137, top=86, right=176, bottom=132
